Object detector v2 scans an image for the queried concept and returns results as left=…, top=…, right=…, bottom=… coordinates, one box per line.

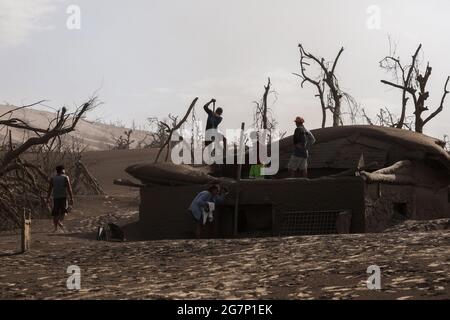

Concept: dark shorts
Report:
left=52, top=198, right=68, bottom=217
left=189, top=210, right=202, bottom=226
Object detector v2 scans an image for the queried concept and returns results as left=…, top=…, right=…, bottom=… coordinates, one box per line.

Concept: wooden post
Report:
left=21, top=209, right=31, bottom=253
left=233, top=122, right=245, bottom=236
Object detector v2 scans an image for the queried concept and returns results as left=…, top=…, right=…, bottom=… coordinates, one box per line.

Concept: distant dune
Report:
left=0, top=105, right=150, bottom=150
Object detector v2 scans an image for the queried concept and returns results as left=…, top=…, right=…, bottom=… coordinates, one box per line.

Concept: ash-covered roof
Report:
left=279, top=125, right=450, bottom=171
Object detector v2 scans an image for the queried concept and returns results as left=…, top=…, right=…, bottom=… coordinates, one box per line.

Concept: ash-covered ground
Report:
left=0, top=196, right=449, bottom=300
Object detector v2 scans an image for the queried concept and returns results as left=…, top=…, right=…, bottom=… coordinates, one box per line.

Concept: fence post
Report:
left=233, top=122, right=245, bottom=236
left=21, top=209, right=31, bottom=253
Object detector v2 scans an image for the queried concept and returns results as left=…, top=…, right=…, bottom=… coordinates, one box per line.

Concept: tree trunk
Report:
left=330, top=89, right=341, bottom=127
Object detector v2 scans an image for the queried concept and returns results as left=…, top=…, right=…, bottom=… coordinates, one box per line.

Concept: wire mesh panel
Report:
left=276, top=209, right=350, bottom=236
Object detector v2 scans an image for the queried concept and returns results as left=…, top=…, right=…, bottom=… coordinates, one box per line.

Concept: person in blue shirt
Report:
left=203, top=99, right=223, bottom=146
left=287, top=116, right=316, bottom=178
left=188, top=184, right=228, bottom=239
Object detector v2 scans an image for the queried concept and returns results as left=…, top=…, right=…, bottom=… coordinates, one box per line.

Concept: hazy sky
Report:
left=1, top=0, right=449, bottom=138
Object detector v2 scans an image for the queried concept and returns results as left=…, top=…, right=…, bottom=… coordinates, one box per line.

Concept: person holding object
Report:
left=203, top=99, right=223, bottom=146
left=188, top=184, right=228, bottom=239
left=46, top=165, right=74, bottom=233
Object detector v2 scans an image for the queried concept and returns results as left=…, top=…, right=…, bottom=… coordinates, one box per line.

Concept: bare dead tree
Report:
left=361, top=106, right=414, bottom=130
left=154, top=97, right=199, bottom=163
left=295, top=44, right=346, bottom=127
left=135, top=117, right=168, bottom=149
left=361, top=108, right=374, bottom=125
left=340, top=92, right=363, bottom=125
left=253, top=77, right=278, bottom=133
left=0, top=98, right=97, bottom=174
left=294, top=49, right=328, bottom=128
left=187, top=103, right=203, bottom=159
left=380, top=42, right=449, bottom=133
left=380, top=41, right=421, bottom=129
left=262, top=77, right=271, bottom=130
left=26, top=134, right=104, bottom=196
left=0, top=97, right=98, bottom=228
left=112, top=129, right=135, bottom=150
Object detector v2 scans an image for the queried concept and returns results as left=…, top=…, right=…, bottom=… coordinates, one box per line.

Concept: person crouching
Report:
left=188, top=184, right=228, bottom=239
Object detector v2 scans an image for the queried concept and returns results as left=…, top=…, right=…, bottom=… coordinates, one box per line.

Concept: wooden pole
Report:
left=21, top=209, right=31, bottom=253
left=233, top=122, right=245, bottom=236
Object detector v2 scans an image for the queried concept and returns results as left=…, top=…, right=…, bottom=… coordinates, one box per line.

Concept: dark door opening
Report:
left=393, top=202, right=409, bottom=219
left=237, top=204, right=273, bottom=237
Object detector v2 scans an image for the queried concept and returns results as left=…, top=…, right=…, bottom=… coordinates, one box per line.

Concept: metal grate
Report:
left=277, top=210, right=347, bottom=236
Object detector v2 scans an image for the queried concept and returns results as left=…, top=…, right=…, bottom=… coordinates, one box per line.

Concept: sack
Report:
left=96, top=223, right=125, bottom=242
left=96, top=226, right=106, bottom=240
left=108, top=223, right=125, bottom=242
left=201, top=202, right=215, bottom=225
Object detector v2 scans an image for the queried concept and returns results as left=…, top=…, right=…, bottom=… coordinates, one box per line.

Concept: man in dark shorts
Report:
left=46, top=165, right=74, bottom=232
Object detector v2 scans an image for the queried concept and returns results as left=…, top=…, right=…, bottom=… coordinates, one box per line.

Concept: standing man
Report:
left=188, top=184, right=228, bottom=239
left=46, top=165, right=74, bottom=232
left=203, top=99, right=223, bottom=146
left=287, top=116, right=316, bottom=178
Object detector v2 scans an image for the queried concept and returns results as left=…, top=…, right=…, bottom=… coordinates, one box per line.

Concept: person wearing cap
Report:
left=287, top=116, right=316, bottom=178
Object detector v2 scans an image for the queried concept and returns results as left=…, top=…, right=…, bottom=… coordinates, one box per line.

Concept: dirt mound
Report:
left=279, top=125, right=450, bottom=171
left=125, top=162, right=218, bottom=186
left=384, top=218, right=450, bottom=233
left=1, top=195, right=449, bottom=299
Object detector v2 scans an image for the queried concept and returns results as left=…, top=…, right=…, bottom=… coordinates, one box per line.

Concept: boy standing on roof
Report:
left=287, top=116, right=316, bottom=178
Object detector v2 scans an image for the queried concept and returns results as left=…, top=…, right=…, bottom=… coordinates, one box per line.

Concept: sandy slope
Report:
left=0, top=105, right=150, bottom=150
left=82, top=148, right=159, bottom=195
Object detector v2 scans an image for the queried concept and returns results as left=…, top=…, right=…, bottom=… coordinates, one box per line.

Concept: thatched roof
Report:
left=279, top=125, right=450, bottom=172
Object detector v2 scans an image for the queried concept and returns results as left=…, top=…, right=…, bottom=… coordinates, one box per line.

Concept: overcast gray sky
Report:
left=1, top=0, right=449, bottom=138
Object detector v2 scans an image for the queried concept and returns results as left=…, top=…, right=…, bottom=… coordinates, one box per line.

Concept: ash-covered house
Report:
left=124, top=125, right=450, bottom=240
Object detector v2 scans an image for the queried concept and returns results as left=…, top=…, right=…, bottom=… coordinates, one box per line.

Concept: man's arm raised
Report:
left=203, top=99, right=216, bottom=115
